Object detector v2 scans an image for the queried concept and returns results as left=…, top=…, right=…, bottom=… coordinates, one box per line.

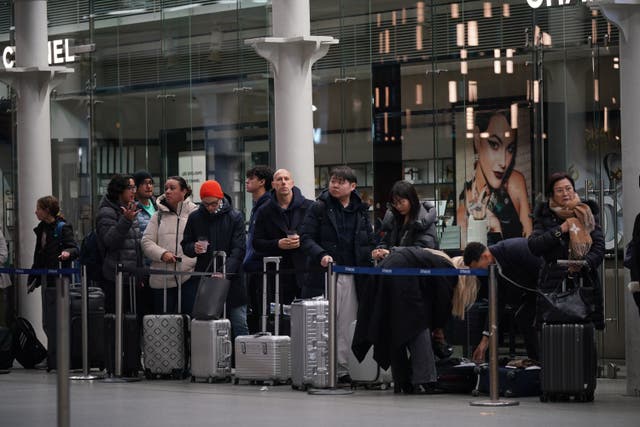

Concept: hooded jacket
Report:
left=181, top=193, right=246, bottom=308
left=96, top=195, right=143, bottom=283
left=141, top=195, right=198, bottom=289
left=300, top=189, right=376, bottom=292
left=242, top=191, right=272, bottom=272
left=377, top=201, right=438, bottom=250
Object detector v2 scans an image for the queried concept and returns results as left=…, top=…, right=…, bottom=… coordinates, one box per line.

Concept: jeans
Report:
left=228, top=304, right=249, bottom=339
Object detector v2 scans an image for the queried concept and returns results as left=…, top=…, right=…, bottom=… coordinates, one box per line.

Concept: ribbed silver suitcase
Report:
left=190, top=252, right=233, bottom=383
left=142, top=267, right=189, bottom=379
left=290, top=297, right=329, bottom=390
left=235, top=257, right=291, bottom=384
left=190, top=319, right=232, bottom=382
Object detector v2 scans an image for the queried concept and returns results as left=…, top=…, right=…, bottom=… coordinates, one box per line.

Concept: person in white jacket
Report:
left=142, top=176, right=198, bottom=314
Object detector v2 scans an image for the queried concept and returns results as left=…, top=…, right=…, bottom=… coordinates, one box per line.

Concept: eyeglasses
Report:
left=201, top=199, right=220, bottom=208
left=553, top=185, right=574, bottom=195
left=127, top=185, right=136, bottom=190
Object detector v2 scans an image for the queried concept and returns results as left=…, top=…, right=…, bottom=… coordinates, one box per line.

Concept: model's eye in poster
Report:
left=457, top=104, right=533, bottom=247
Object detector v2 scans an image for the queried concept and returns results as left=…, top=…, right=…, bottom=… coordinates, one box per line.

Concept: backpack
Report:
left=12, top=317, right=47, bottom=369
left=79, top=230, right=104, bottom=283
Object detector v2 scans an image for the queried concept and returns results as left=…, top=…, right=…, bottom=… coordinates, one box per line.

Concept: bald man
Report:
left=251, top=169, right=315, bottom=328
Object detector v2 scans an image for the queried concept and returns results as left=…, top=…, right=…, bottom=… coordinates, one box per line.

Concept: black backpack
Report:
left=79, top=230, right=104, bottom=283
left=12, top=317, right=47, bottom=369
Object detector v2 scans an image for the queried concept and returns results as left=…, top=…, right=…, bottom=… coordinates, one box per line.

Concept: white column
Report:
left=597, top=1, right=640, bottom=396
left=245, top=0, right=337, bottom=198
left=0, top=0, right=72, bottom=344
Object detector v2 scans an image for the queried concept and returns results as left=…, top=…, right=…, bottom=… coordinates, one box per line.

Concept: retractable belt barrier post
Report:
left=0, top=265, right=80, bottom=427
left=56, top=264, right=71, bottom=427
left=469, top=264, right=519, bottom=407
left=69, top=265, right=101, bottom=381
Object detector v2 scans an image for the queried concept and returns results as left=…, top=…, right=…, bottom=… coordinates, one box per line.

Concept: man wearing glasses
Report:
left=182, top=180, right=249, bottom=338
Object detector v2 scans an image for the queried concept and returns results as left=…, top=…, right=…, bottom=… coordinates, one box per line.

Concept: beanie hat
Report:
left=133, top=170, right=153, bottom=187
left=200, top=180, right=224, bottom=200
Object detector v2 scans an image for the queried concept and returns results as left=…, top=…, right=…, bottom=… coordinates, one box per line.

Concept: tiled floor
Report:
left=1, top=369, right=638, bottom=427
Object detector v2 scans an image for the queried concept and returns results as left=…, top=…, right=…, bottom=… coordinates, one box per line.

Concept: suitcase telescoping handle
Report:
left=212, top=250, right=227, bottom=319
left=162, top=260, right=184, bottom=314
left=556, top=259, right=588, bottom=292
left=262, top=256, right=282, bottom=335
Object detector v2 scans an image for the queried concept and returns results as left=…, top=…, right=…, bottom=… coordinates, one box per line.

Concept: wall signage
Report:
left=527, top=0, right=592, bottom=8
left=2, top=39, right=76, bottom=69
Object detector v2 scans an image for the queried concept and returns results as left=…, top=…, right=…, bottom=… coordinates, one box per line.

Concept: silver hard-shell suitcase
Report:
left=142, top=265, right=189, bottom=379
left=190, top=251, right=233, bottom=382
left=290, top=297, right=329, bottom=390
left=347, top=320, right=392, bottom=389
left=234, top=257, right=291, bottom=384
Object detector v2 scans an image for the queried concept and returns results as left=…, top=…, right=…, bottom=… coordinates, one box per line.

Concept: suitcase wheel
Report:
left=190, top=376, right=196, bottom=383
left=472, top=389, right=480, bottom=397
left=540, top=393, right=548, bottom=403
left=233, top=378, right=239, bottom=385
left=505, top=390, right=514, bottom=398
left=207, top=377, right=214, bottom=384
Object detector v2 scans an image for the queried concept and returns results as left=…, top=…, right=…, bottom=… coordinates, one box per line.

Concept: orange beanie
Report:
left=200, top=180, right=224, bottom=199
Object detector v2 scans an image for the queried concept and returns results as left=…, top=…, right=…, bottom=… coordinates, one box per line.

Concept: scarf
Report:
left=549, top=193, right=595, bottom=259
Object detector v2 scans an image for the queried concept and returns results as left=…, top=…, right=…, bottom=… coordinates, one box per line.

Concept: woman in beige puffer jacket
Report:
left=142, top=176, right=198, bottom=314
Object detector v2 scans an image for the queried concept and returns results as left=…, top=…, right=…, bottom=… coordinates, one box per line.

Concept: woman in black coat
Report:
left=96, top=174, right=143, bottom=314
left=353, top=247, right=456, bottom=394
left=527, top=172, right=605, bottom=329
left=28, top=195, right=79, bottom=368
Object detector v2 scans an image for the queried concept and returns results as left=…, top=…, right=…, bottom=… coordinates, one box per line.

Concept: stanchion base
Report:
left=470, top=399, right=520, bottom=407
left=100, top=375, right=142, bottom=383
left=308, top=387, right=354, bottom=395
left=70, top=373, right=102, bottom=381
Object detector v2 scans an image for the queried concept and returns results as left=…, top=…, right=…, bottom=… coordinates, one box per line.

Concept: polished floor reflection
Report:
left=1, top=369, right=638, bottom=427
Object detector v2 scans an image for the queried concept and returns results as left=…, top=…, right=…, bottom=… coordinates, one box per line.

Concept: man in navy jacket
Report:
left=463, top=237, right=542, bottom=361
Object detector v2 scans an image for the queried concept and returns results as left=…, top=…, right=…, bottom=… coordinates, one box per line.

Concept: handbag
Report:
left=192, top=276, right=230, bottom=320
left=191, top=255, right=230, bottom=320
left=539, top=277, right=594, bottom=324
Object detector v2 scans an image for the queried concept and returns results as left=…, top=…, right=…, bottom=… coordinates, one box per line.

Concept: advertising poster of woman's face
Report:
left=457, top=106, right=533, bottom=247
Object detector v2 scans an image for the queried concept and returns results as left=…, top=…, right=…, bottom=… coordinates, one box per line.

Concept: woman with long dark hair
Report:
left=372, top=180, right=437, bottom=261
left=457, top=111, right=532, bottom=246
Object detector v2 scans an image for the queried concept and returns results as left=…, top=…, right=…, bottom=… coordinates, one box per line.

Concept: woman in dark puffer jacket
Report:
left=96, top=174, right=143, bottom=314
left=527, top=172, right=605, bottom=330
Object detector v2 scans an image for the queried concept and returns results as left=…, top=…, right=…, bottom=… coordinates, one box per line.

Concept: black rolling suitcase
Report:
left=70, top=285, right=106, bottom=370
left=104, top=278, right=141, bottom=377
left=540, top=323, right=596, bottom=402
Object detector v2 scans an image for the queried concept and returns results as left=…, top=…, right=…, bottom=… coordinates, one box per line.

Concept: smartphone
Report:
left=175, top=256, right=182, bottom=262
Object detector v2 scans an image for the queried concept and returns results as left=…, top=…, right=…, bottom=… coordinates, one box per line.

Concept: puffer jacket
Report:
left=96, top=195, right=143, bottom=282
left=528, top=199, right=605, bottom=329
left=28, top=218, right=79, bottom=288
left=181, top=194, right=246, bottom=308
left=141, top=195, right=198, bottom=289
left=300, top=189, right=376, bottom=292
left=377, top=201, right=438, bottom=250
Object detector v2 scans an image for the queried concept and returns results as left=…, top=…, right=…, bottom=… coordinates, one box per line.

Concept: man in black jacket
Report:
left=463, top=238, right=542, bottom=361
left=252, top=169, right=313, bottom=312
left=301, top=165, right=376, bottom=382
left=182, top=180, right=248, bottom=338
left=242, top=165, right=273, bottom=332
